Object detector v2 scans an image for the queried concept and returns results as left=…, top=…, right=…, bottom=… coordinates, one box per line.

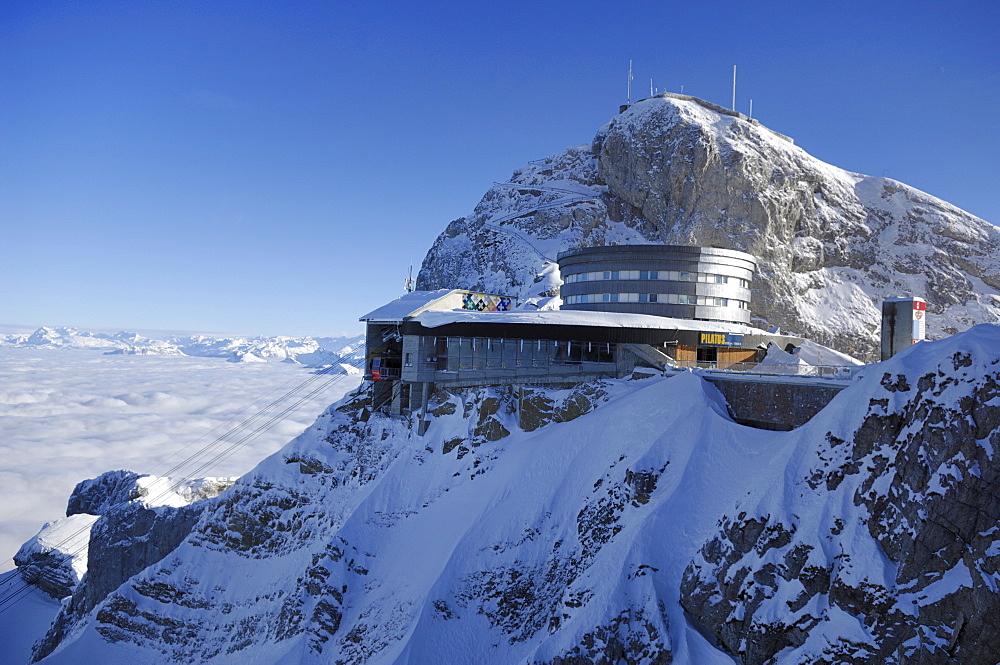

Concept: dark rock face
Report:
left=66, top=470, right=145, bottom=516
left=82, top=502, right=206, bottom=615
left=31, top=501, right=209, bottom=662
left=13, top=539, right=88, bottom=600
left=680, top=339, right=1000, bottom=663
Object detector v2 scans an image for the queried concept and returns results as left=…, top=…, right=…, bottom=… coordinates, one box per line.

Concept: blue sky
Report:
left=2, top=1, right=997, bottom=336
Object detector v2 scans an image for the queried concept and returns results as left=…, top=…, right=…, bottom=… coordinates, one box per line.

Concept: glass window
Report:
left=501, top=339, right=517, bottom=368
left=473, top=338, right=487, bottom=370
left=456, top=338, right=472, bottom=369
left=486, top=338, right=502, bottom=368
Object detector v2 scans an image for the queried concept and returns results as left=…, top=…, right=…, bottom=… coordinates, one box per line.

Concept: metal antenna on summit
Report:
left=627, top=60, right=634, bottom=106
left=731, top=65, right=737, bottom=111
left=404, top=265, right=414, bottom=293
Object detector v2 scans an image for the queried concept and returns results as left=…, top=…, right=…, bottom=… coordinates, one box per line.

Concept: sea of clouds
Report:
left=0, top=346, right=361, bottom=572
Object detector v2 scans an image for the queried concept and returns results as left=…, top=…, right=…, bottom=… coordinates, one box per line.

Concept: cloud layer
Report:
left=0, top=348, right=360, bottom=571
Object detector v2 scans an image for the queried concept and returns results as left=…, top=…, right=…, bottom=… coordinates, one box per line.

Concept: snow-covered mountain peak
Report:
left=0, top=327, right=365, bottom=366
left=418, top=93, right=1000, bottom=360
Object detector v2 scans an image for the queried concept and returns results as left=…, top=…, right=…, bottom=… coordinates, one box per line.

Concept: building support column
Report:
left=417, top=382, right=431, bottom=436
left=391, top=380, right=404, bottom=416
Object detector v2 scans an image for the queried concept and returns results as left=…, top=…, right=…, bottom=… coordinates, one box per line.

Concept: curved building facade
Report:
left=558, top=245, right=756, bottom=324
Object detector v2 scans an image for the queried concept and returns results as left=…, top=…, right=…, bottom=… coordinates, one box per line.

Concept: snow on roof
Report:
left=359, top=290, right=456, bottom=322
left=413, top=308, right=770, bottom=335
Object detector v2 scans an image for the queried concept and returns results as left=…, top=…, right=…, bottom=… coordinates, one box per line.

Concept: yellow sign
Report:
left=699, top=332, right=744, bottom=347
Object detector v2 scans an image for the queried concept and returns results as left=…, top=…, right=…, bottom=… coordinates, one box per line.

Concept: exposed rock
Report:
left=66, top=470, right=145, bottom=517
left=416, top=96, right=1000, bottom=361
left=27, top=331, right=1000, bottom=665
left=680, top=328, right=1000, bottom=664
left=13, top=513, right=99, bottom=599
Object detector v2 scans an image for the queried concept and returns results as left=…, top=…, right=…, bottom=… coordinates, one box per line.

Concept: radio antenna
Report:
left=731, top=65, right=737, bottom=111
left=627, top=60, right=634, bottom=105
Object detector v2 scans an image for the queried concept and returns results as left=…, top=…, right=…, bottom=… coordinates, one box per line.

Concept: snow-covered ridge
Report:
left=20, top=324, right=1000, bottom=664
left=13, top=471, right=234, bottom=602
left=0, top=326, right=365, bottom=366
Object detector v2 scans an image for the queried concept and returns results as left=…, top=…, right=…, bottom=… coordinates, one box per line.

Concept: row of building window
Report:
left=563, top=270, right=749, bottom=288
left=563, top=293, right=749, bottom=308
left=429, top=336, right=615, bottom=371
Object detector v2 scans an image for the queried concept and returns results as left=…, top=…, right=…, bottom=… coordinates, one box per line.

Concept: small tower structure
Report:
left=881, top=297, right=927, bottom=360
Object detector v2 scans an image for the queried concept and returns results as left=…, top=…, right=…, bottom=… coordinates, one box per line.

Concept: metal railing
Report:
left=671, top=360, right=862, bottom=381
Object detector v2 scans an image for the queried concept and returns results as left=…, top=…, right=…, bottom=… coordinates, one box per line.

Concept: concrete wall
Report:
left=707, top=377, right=844, bottom=430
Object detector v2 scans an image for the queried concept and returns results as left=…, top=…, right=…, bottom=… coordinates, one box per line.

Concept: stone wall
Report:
left=708, top=377, right=845, bottom=430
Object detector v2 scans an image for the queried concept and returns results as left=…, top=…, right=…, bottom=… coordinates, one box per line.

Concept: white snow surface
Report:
left=14, top=514, right=100, bottom=585
left=28, top=324, right=1000, bottom=664
left=415, top=307, right=768, bottom=333
left=0, top=326, right=365, bottom=365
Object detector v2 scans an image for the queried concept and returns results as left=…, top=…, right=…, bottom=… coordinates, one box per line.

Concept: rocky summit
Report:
left=417, top=94, right=1000, bottom=361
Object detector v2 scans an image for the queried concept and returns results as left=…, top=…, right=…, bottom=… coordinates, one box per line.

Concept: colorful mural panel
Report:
left=462, top=293, right=513, bottom=312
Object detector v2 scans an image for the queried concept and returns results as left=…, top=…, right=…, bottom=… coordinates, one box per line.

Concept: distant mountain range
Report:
left=0, top=326, right=365, bottom=368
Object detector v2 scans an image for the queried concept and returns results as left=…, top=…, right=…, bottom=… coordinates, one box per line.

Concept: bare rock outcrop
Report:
left=680, top=326, right=1000, bottom=663
left=417, top=95, right=1000, bottom=360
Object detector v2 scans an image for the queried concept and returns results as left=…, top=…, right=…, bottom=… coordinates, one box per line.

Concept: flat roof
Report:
left=556, top=244, right=756, bottom=264
left=413, top=308, right=768, bottom=335
left=359, top=290, right=455, bottom=322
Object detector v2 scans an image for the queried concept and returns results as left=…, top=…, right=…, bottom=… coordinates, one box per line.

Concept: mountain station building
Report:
left=360, top=245, right=803, bottom=420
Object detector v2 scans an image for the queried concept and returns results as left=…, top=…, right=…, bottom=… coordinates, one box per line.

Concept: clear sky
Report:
left=2, top=1, right=997, bottom=336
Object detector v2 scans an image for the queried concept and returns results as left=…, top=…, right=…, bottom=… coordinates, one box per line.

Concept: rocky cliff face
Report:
left=417, top=95, right=1000, bottom=360
left=13, top=471, right=235, bottom=662
left=680, top=327, right=1000, bottom=663
left=27, top=325, right=1000, bottom=664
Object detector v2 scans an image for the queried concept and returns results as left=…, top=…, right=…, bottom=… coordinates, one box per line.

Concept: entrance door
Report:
left=697, top=347, right=718, bottom=365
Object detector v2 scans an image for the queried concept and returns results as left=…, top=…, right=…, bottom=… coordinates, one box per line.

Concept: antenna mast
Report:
left=749, top=98, right=753, bottom=119
left=627, top=60, right=633, bottom=106
left=404, top=265, right=414, bottom=293
left=731, top=65, right=737, bottom=111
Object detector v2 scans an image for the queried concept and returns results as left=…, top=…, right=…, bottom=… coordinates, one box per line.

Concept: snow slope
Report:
left=25, top=324, right=1000, bottom=664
